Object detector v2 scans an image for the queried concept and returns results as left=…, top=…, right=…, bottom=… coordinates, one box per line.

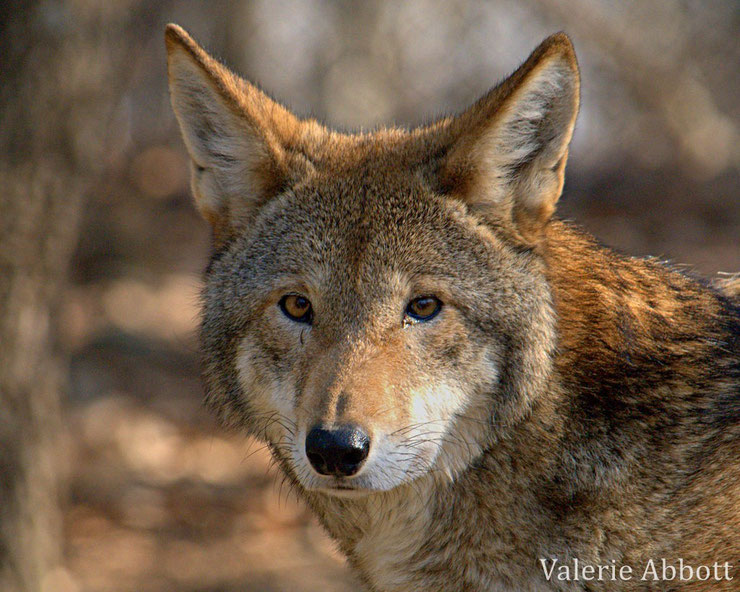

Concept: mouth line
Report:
left=321, top=481, right=360, bottom=490
left=319, top=487, right=371, bottom=498
left=311, top=481, right=373, bottom=497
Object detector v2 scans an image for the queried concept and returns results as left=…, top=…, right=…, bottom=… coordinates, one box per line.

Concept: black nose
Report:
left=305, top=425, right=370, bottom=477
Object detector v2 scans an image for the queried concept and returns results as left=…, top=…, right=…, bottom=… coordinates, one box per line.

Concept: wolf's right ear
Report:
left=432, top=33, right=580, bottom=245
left=165, top=24, right=312, bottom=244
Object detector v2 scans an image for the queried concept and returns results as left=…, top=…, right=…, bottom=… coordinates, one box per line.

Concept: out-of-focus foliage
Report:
left=6, top=1, right=735, bottom=591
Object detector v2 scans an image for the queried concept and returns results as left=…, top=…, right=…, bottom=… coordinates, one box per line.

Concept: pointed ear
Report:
left=437, top=33, right=580, bottom=243
left=165, top=24, right=313, bottom=244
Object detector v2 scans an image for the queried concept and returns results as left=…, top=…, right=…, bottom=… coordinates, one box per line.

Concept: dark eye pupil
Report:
left=413, top=299, right=434, bottom=314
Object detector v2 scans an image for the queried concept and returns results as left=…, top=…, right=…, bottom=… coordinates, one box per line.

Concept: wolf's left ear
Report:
left=436, top=33, right=580, bottom=243
left=165, top=24, right=314, bottom=244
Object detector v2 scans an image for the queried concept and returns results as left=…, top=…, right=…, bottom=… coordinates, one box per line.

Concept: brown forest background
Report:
left=0, top=1, right=738, bottom=591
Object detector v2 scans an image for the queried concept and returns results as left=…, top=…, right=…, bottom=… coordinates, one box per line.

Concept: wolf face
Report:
left=166, top=25, right=578, bottom=497
left=202, top=169, right=558, bottom=496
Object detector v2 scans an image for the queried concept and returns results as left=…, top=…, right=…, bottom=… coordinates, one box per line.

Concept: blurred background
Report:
left=0, top=1, right=737, bottom=591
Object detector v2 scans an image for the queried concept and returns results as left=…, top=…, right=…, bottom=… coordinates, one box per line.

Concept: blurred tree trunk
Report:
left=0, top=2, right=133, bottom=590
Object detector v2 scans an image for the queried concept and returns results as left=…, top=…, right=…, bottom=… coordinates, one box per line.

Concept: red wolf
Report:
left=166, top=24, right=739, bottom=591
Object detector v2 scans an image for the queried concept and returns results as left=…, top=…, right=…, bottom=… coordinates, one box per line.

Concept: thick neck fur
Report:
left=299, top=220, right=739, bottom=592
left=544, top=220, right=738, bottom=492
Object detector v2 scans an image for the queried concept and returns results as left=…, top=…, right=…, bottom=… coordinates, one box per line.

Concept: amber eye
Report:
left=405, top=296, right=442, bottom=323
left=279, top=294, right=313, bottom=324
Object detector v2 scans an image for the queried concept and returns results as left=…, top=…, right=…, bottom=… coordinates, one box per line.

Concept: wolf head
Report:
left=166, top=25, right=579, bottom=497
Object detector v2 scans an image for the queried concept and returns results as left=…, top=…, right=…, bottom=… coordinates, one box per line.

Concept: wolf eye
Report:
left=279, top=294, right=313, bottom=324
left=405, top=296, right=442, bottom=323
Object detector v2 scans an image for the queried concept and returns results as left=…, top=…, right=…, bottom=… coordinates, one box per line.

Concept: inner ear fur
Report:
left=436, top=33, right=580, bottom=244
left=165, top=24, right=315, bottom=244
